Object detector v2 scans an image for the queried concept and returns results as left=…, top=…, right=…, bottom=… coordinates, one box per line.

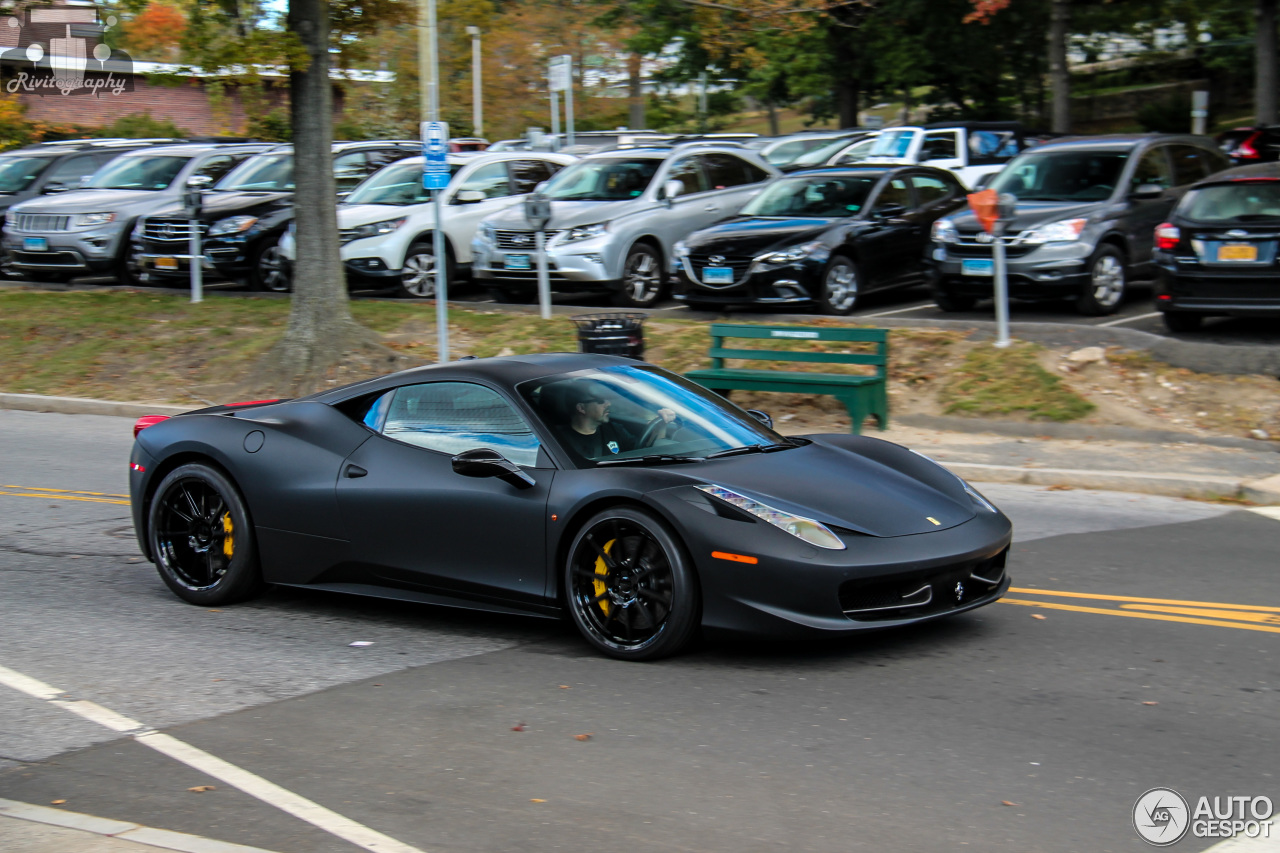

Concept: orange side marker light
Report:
left=712, top=551, right=758, bottom=564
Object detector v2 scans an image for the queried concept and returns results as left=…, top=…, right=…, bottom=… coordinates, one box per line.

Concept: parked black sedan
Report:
left=1153, top=162, right=1280, bottom=332
left=671, top=166, right=967, bottom=314
left=128, top=353, right=1011, bottom=661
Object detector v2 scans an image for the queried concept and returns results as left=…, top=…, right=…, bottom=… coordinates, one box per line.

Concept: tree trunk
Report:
left=1258, top=0, right=1278, bottom=125
left=627, top=52, right=645, bottom=129
left=766, top=100, right=779, bottom=136
left=1049, top=0, right=1071, bottom=134
left=828, top=27, right=859, bottom=128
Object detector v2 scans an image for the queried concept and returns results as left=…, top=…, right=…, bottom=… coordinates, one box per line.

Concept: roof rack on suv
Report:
left=33, top=137, right=188, bottom=149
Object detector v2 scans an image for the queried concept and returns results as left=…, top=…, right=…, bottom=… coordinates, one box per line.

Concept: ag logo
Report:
left=1134, top=787, right=1190, bottom=845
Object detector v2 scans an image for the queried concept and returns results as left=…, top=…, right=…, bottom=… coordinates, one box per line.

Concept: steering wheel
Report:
left=639, top=414, right=682, bottom=448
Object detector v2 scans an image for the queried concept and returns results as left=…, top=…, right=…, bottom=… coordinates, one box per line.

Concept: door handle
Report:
left=704, top=205, right=720, bottom=212
left=344, top=464, right=368, bottom=479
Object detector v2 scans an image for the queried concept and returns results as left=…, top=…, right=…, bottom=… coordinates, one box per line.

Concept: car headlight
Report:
left=477, top=221, right=495, bottom=242
left=4, top=211, right=15, bottom=228
left=75, top=212, right=116, bottom=227
left=1021, top=218, right=1087, bottom=245
left=673, top=240, right=690, bottom=258
left=757, top=240, right=825, bottom=265
left=207, top=215, right=259, bottom=237
left=963, top=481, right=998, bottom=513
left=931, top=218, right=958, bottom=244
left=695, top=484, right=845, bottom=550
left=346, top=217, right=406, bottom=242
left=561, top=223, right=607, bottom=243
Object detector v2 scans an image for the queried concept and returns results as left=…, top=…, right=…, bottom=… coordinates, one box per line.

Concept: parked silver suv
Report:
left=3, top=142, right=267, bottom=284
left=470, top=142, right=779, bottom=307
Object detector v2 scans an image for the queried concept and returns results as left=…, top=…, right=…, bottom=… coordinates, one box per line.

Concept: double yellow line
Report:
left=1002, top=588, right=1280, bottom=634
left=0, top=484, right=130, bottom=506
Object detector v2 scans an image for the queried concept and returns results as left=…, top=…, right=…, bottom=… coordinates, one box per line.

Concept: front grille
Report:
left=495, top=229, right=560, bottom=250
left=143, top=219, right=205, bottom=242
left=838, top=548, right=1007, bottom=621
left=13, top=250, right=80, bottom=266
left=948, top=233, right=1035, bottom=259
left=12, top=214, right=71, bottom=232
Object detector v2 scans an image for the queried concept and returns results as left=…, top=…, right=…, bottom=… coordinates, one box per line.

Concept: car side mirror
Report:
left=454, top=190, right=486, bottom=204
left=746, top=409, right=773, bottom=429
left=43, top=182, right=68, bottom=194
left=663, top=179, right=683, bottom=204
left=187, top=175, right=214, bottom=190
left=451, top=447, right=535, bottom=489
left=1130, top=183, right=1165, bottom=200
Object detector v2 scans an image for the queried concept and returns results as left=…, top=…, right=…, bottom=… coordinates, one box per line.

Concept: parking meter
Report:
left=525, top=192, right=553, bottom=319
left=183, top=181, right=205, bottom=303
left=524, top=192, right=551, bottom=232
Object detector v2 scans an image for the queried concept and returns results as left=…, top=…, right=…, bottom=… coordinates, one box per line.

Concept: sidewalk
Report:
left=4, top=392, right=1280, bottom=504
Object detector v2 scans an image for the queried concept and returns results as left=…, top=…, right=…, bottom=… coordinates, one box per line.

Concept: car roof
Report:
left=1192, top=161, right=1280, bottom=185
left=114, top=143, right=271, bottom=158
left=783, top=164, right=943, bottom=178
left=1024, top=133, right=1213, bottom=153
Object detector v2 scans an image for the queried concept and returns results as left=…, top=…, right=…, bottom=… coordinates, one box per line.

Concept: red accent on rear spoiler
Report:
left=225, top=399, right=280, bottom=407
left=134, top=415, right=170, bottom=438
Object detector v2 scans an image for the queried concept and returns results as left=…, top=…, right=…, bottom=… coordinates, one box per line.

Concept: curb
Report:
left=945, top=461, right=1247, bottom=501
left=0, top=393, right=189, bottom=418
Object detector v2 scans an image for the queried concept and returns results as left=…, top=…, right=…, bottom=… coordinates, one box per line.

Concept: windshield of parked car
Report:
left=0, top=155, right=52, bottom=193
left=788, top=135, right=869, bottom=169
left=540, top=157, right=661, bottom=201
left=988, top=149, right=1127, bottom=202
left=217, top=153, right=294, bottom=191
left=738, top=174, right=877, bottom=218
left=344, top=160, right=464, bottom=205
left=87, top=155, right=190, bottom=191
left=520, top=364, right=787, bottom=467
left=764, top=137, right=840, bottom=166
left=868, top=130, right=916, bottom=159
left=1182, top=182, right=1280, bottom=222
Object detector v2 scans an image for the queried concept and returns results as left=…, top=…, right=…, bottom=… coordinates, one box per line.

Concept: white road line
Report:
left=862, top=302, right=934, bottom=317
left=0, top=797, right=283, bottom=853
left=1097, top=311, right=1161, bottom=328
left=0, top=663, right=428, bottom=853
left=1249, top=507, right=1280, bottom=522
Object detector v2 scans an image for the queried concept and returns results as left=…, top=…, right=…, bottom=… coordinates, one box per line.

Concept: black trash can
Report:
left=571, top=313, right=646, bottom=360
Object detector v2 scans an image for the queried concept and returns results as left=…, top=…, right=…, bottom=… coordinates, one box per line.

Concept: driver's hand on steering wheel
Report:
left=657, top=407, right=677, bottom=424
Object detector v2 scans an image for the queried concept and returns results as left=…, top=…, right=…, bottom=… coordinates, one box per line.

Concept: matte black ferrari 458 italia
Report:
left=129, top=353, right=1012, bottom=660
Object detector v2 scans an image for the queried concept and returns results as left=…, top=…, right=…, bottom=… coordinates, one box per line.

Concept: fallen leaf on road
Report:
left=1001, top=800, right=1017, bottom=806
left=1044, top=484, right=1073, bottom=491
left=512, top=722, right=526, bottom=731
left=558, top=685, right=571, bottom=689
left=1030, top=614, right=1046, bottom=620
left=574, top=733, right=593, bottom=741
left=187, top=786, right=215, bottom=793
left=530, top=799, right=546, bottom=803
left=50, top=799, right=65, bottom=805
left=1142, top=701, right=1159, bottom=706
left=207, top=609, right=221, bottom=613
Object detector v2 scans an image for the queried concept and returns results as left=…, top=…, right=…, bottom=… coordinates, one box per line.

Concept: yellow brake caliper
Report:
left=593, top=539, right=615, bottom=617
left=221, top=513, right=235, bottom=559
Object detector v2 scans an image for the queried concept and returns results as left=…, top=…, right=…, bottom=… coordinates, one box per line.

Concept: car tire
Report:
left=565, top=506, right=700, bottom=661
left=117, top=239, right=147, bottom=286
left=613, top=243, right=666, bottom=308
left=147, top=462, right=264, bottom=607
left=1077, top=245, right=1126, bottom=315
left=818, top=254, right=859, bottom=315
left=250, top=240, right=291, bottom=293
left=1162, top=311, right=1203, bottom=333
left=932, top=288, right=977, bottom=312
left=397, top=240, right=448, bottom=299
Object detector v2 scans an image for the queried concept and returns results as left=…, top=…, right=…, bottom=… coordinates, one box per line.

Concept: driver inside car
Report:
left=555, top=380, right=676, bottom=459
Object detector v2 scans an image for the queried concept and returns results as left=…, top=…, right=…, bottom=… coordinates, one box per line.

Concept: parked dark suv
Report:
left=929, top=134, right=1231, bottom=314
left=0, top=138, right=187, bottom=279
left=1153, top=162, right=1280, bottom=331
left=133, top=140, right=420, bottom=290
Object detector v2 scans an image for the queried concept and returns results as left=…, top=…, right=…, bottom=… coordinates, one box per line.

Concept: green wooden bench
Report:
left=685, top=323, right=889, bottom=434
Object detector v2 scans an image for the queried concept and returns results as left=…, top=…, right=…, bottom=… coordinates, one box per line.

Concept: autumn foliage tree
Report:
left=120, top=2, right=188, bottom=61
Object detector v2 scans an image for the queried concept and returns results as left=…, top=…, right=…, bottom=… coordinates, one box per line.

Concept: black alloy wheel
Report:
left=1076, top=245, right=1126, bottom=315
left=613, top=243, right=665, bottom=308
left=1162, top=311, right=1203, bottom=333
left=565, top=507, right=699, bottom=660
left=818, top=254, right=859, bottom=315
left=932, top=287, right=977, bottom=312
left=250, top=241, right=291, bottom=292
left=148, top=463, right=263, bottom=606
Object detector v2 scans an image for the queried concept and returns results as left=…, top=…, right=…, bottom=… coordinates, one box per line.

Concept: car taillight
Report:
left=1237, top=132, right=1261, bottom=160
left=1155, top=222, right=1180, bottom=251
left=133, top=415, right=170, bottom=438
left=225, top=399, right=279, bottom=407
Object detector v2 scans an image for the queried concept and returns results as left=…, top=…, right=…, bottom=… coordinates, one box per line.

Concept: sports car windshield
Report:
left=520, top=364, right=789, bottom=467
left=540, top=158, right=661, bottom=201
left=738, top=175, right=876, bottom=217
left=344, top=160, right=464, bottom=205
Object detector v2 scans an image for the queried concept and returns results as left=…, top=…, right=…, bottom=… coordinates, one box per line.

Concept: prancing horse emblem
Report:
left=954, top=582, right=965, bottom=601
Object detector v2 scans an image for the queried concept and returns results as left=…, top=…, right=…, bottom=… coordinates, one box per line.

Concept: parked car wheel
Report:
left=932, top=288, right=977, bottom=312
left=250, top=241, right=291, bottom=293
left=147, top=463, right=264, bottom=607
left=117, top=239, right=147, bottom=286
left=818, top=254, right=860, bottom=315
left=398, top=241, right=449, bottom=299
left=613, top=243, right=665, bottom=308
left=1162, top=311, right=1203, bottom=333
left=565, top=506, right=700, bottom=661
left=1077, top=245, right=1126, bottom=315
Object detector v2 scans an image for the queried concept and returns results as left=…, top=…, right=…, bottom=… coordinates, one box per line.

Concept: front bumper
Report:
left=671, top=255, right=820, bottom=306
left=471, top=236, right=620, bottom=293
left=930, top=240, right=1093, bottom=298
left=4, top=228, right=126, bottom=274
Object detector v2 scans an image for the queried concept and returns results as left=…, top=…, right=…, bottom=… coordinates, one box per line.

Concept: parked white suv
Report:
left=857, top=122, right=1035, bottom=188
left=471, top=142, right=779, bottom=307
left=279, top=150, right=575, bottom=297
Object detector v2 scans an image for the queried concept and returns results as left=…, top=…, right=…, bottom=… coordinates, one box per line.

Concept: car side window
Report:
left=834, top=138, right=875, bottom=165
left=44, top=154, right=99, bottom=189
left=920, top=132, right=959, bottom=161
left=382, top=381, right=541, bottom=467
left=699, top=153, right=751, bottom=190
left=510, top=159, right=558, bottom=194
left=192, top=154, right=242, bottom=184
left=456, top=161, right=511, bottom=198
left=910, top=173, right=953, bottom=206
left=333, top=151, right=370, bottom=192
left=871, top=177, right=912, bottom=212
left=968, top=130, right=1019, bottom=165
left=1131, top=148, right=1173, bottom=191
left=367, top=147, right=414, bottom=170
left=665, top=157, right=708, bottom=196
left=1170, top=145, right=1215, bottom=186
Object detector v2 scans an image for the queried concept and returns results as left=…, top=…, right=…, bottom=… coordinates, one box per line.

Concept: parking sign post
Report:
left=182, top=183, right=204, bottom=304
left=525, top=191, right=552, bottom=320
left=422, top=120, right=451, bottom=362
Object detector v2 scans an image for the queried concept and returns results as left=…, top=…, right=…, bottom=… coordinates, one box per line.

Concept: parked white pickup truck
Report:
left=857, top=121, right=1046, bottom=189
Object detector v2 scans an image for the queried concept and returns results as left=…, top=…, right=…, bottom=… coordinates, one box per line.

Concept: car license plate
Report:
left=503, top=254, right=531, bottom=271
left=23, top=237, right=47, bottom=252
left=1217, top=243, right=1257, bottom=262
left=961, top=259, right=994, bottom=276
left=702, top=266, right=733, bottom=284
left=155, top=257, right=179, bottom=270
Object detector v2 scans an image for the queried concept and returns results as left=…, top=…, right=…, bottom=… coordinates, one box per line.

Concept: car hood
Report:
left=676, top=436, right=977, bottom=538
left=948, top=200, right=1101, bottom=233
left=149, top=190, right=294, bottom=222
left=10, top=188, right=168, bottom=214
left=485, top=198, right=649, bottom=230
left=684, top=217, right=840, bottom=256
left=339, top=203, right=429, bottom=228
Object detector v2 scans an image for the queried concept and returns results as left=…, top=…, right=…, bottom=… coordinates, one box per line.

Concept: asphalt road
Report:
left=0, top=410, right=1277, bottom=852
